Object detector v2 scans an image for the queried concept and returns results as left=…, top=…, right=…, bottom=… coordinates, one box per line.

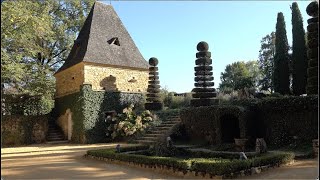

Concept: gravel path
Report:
left=1, top=143, right=319, bottom=179
left=240, top=158, right=319, bottom=179
left=1, top=143, right=178, bottom=179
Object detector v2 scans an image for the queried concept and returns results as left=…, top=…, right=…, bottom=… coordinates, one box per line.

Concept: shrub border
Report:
left=86, top=146, right=295, bottom=179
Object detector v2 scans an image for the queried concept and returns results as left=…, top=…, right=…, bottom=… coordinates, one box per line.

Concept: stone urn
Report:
left=234, top=138, right=248, bottom=151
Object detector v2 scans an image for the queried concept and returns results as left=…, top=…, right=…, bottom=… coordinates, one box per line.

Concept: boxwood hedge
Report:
left=87, top=146, right=294, bottom=176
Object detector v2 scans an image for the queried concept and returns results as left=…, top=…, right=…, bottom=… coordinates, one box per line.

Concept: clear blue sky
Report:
left=100, top=1, right=311, bottom=93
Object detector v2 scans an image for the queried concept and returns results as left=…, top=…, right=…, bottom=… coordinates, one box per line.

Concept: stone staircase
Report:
left=46, top=120, right=68, bottom=144
left=134, top=115, right=181, bottom=144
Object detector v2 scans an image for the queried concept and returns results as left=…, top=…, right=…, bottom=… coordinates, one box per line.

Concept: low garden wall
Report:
left=1, top=115, right=49, bottom=146
left=54, top=84, right=145, bottom=144
left=180, top=95, right=318, bottom=148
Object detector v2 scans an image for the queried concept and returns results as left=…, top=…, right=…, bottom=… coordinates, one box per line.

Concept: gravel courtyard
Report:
left=1, top=143, right=318, bottom=179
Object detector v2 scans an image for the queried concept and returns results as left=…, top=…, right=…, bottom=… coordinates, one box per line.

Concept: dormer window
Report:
left=108, top=37, right=120, bottom=46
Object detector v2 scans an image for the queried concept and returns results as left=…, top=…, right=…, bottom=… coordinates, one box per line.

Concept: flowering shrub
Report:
left=106, top=104, right=157, bottom=139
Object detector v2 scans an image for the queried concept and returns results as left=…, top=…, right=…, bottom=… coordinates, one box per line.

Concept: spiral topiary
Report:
left=145, top=57, right=163, bottom=110
left=306, top=1, right=318, bottom=95
left=190, top=41, right=218, bottom=107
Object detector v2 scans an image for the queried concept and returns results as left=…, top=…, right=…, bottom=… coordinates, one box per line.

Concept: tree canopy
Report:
left=219, top=61, right=261, bottom=92
left=258, top=32, right=276, bottom=93
left=1, top=0, right=95, bottom=96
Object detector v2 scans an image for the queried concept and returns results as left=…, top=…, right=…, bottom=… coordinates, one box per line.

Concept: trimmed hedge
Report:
left=196, top=51, right=211, bottom=58
left=87, top=147, right=294, bottom=176
left=191, top=152, right=294, bottom=176
left=181, top=96, right=318, bottom=148
left=87, top=148, right=191, bottom=170
left=180, top=105, right=248, bottom=144
left=256, top=96, right=318, bottom=148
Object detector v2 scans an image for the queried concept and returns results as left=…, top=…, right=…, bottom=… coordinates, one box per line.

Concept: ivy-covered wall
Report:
left=180, top=105, right=250, bottom=145
left=256, top=95, right=318, bottom=148
left=54, top=84, right=144, bottom=144
left=180, top=95, right=318, bottom=148
left=1, top=115, right=48, bottom=146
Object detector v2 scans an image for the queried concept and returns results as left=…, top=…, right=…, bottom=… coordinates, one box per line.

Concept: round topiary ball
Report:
left=149, top=57, right=158, bottom=66
left=306, top=1, right=319, bottom=17
left=197, top=41, right=209, bottom=51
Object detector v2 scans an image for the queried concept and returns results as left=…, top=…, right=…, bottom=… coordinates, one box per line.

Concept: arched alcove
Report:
left=220, top=114, right=240, bottom=143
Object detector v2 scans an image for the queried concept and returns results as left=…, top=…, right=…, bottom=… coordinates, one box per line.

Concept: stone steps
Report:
left=133, top=115, right=181, bottom=144
left=47, top=121, right=66, bottom=143
left=46, top=140, right=69, bottom=144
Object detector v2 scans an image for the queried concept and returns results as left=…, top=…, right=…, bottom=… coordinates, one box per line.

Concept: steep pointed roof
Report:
left=56, top=2, right=148, bottom=74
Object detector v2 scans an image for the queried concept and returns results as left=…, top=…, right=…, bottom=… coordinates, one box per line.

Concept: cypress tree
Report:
left=273, top=12, right=291, bottom=95
left=291, top=2, right=308, bottom=95
left=306, top=1, right=318, bottom=95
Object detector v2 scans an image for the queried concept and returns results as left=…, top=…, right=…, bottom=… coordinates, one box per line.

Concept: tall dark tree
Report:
left=291, top=2, right=308, bottom=95
left=258, top=32, right=276, bottom=92
left=273, top=12, right=291, bottom=95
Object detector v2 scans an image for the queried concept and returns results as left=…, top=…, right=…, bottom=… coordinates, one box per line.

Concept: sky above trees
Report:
left=104, top=1, right=310, bottom=93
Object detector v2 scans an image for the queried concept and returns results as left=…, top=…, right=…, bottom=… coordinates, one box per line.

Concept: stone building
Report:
left=55, top=2, right=148, bottom=98
left=53, top=2, right=149, bottom=143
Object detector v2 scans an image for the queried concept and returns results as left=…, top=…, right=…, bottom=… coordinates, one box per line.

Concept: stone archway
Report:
left=220, top=114, right=240, bottom=143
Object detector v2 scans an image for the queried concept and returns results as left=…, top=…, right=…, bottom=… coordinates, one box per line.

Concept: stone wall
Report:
left=54, top=62, right=148, bottom=98
left=54, top=62, right=85, bottom=98
left=83, top=62, right=148, bottom=92
left=1, top=115, right=48, bottom=146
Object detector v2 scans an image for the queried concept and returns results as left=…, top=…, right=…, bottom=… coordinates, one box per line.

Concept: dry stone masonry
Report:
left=191, top=41, right=218, bottom=107
left=145, top=57, right=163, bottom=110
left=306, top=1, right=318, bottom=95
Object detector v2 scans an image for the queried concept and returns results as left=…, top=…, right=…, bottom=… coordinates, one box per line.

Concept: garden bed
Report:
left=86, top=146, right=295, bottom=179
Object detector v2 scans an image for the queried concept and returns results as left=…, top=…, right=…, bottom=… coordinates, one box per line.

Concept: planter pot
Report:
left=235, top=138, right=248, bottom=151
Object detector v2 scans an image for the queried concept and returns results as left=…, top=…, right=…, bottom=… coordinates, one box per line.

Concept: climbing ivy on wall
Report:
left=54, top=84, right=144, bottom=143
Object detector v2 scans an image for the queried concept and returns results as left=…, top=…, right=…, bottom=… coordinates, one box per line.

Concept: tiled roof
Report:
left=56, top=2, right=148, bottom=74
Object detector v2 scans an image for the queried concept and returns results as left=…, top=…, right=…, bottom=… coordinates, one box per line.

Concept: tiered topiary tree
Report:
left=306, top=1, right=318, bottom=95
left=273, top=12, right=291, bottom=95
left=145, top=57, right=163, bottom=110
left=190, top=41, right=218, bottom=107
left=291, top=2, right=308, bottom=95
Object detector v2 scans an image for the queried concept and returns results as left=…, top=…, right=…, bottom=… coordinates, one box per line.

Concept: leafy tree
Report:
left=219, top=61, right=260, bottom=91
left=1, top=0, right=95, bottom=97
left=258, top=32, right=276, bottom=92
left=273, top=12, right=291, bottom=95
left=291, top=2, right=308, bottom=95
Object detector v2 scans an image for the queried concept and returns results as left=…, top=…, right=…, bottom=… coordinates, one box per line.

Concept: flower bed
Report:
left=86, top=146, right=295, bottom=178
